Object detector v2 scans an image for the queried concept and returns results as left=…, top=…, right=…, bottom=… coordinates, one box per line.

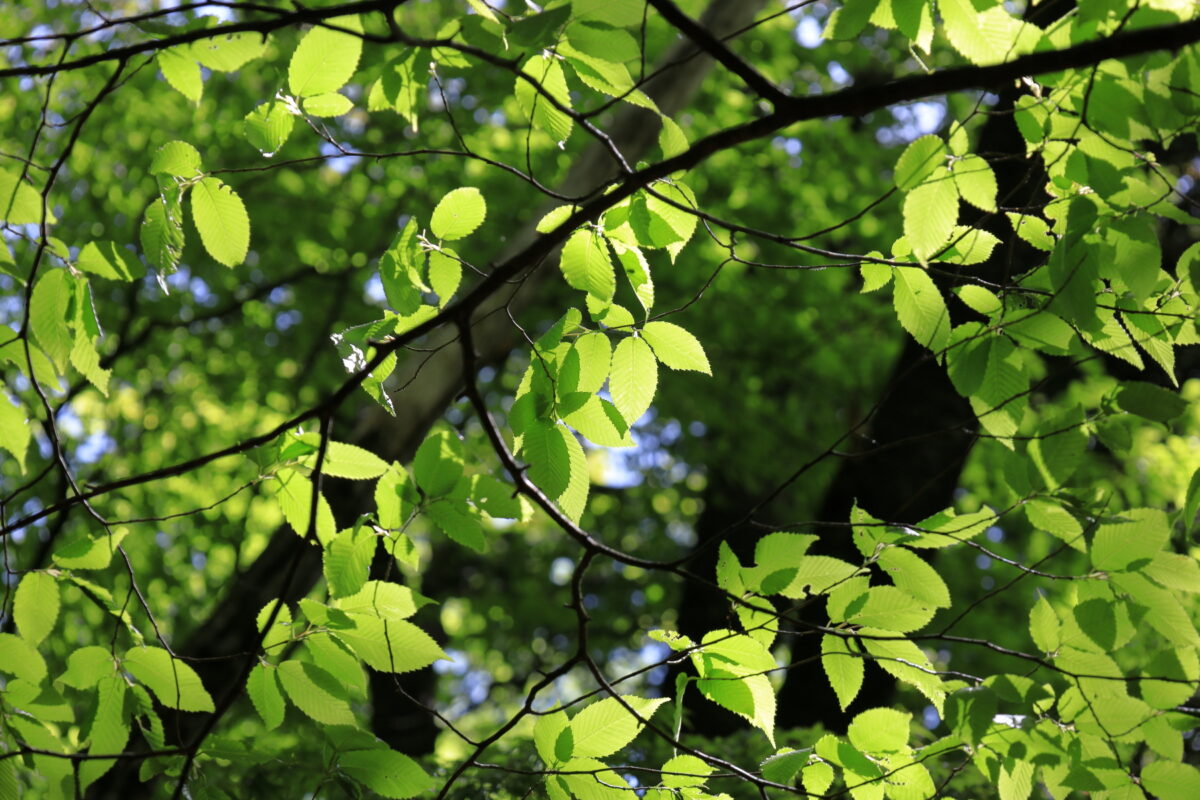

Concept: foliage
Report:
left=2, top=1, right=1200, bottom=799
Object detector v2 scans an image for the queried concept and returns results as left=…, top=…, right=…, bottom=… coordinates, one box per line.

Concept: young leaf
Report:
left=14, top=572, right=59, bottom=646
left=149, top=140, right=202, bottom=177
left=569, top=695, right=669, bottom=759
left=609, top=336, right=657, bottom=424
left=157, top=48, right=202, bottom=102
left=320, top=441, right=389, bottom=479
left=276, top=660, right=355, bottom=725
left=412, top=430, right=464, bottom=497
left=431, top=187, right=486, bottom=241
left=243, top=102, right=295, bottom=156
left=0, top=633, right=48, bottom=683
left=641, top=321, right=711, bottom=374
left=894, top=135, right=946, bottom=191
left=303, top=92, right=353, bottom=117
left=339, top=748, right=431, bottom=799
left=247, top=664, right=286, bottom=730
left=950, top=155, right=997, bottom=211
left=821, top=634, right=864, bottom=711
left=123, top=646, right=215, bottom=712
left=847, top=707, right=910, bottom=752
left=515, top=55, right=573, bottom=142
left=903, top=173, right=958, bottom=260
left=335, top=615, right=446, bottom=674
left=893, top=267, right=950, bottom=353
left=190, top=177, right=250, bottom=267
left=560, top=228, right=616, bottom=303
left=288, top=15, right=364, bottom=97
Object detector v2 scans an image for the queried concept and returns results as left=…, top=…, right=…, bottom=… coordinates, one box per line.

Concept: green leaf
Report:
left=52, top=531, right=128, bottom=570
left=190, top=177, right=250, bottom=267
left=876, top=547, right=950, bottom=608
left=940, top=0, right=1034, bottom=65
left=516, top=55, right=573, bottom=142
left=827, top=0, right=882, bottom=40
left=303, top=91, right=353, bottom=117
left=844, top=586, right=934, bottom=632
left=288, top=15, right=364, bottom=97
left=191, top=31, right=268, bottom=71
left=565, top=332, right=612, bottom=394
left=609, top=335, right=657, bottom=424
left=149, top=140, right=202, bottom=177
left=243, top=101, right=295, bottom=155
left=903, top=173, right=958, bottom=260
left=0, top=633, right=47, bottom=683
left=760, top=749, right=807, bottom=785
left=123, top=646, right=215, bottom=712
left=1142, top=761, right=1200, bottom=800
left=412, top=430, right=464, bottom=497
left=847, top=707, right=910, bottom=752
left=334, top=614, right=446, bottom=673
left=157, top=47, right=202, bottom=102
left=1117, top=381, right=1187, bottom=423
left=428, top=249, right=462, bottom=306
left=534, top=706, right=571, bottom=765
left=59, top=645, right=115, bottom=689
left=508, top=5, right=571, bottom=47
left=247, top=664, right=286, bottom=730
left=76, top=241, right=145, bottom=281
left=569, top=695, right=668, bottom=758
left=955, top=285, right=1001, bottom=316
left=275, top=469, right=337, bottom=545
left=894, top=135, right=946, bottom=191
left=426, top=499, right=487, bottom=552
left=523, top=421, right=572, bottom=499
left=860, top=261, right=892, bottom=293
left=0, top=167, right=44, bottom=223
left=893, top=267, right=950, bottom=352
left=1092, top=508, right=1170, bottom=572
left=321, top=441, right=389, bottom=479
left=560, top=228, right=616, bottom=303
left=29, top=268, right=72, bottom=370
left=431, top=187, right=486, bottom=241
left=276, top=660, right=355, bottom=725
left=339, top=749, right=431, bottom=799
left=324, top=526, right=376, bottom=597
left=822, top=634, right=864, bottom=710
left=658, top=754, right=712, bottom=788
left=79, top=675, right=129, bottom=789
left=335, top=581, right=420, bottom=620
left=641, top=321, right=711, bottom=374
left=140, top=194, right=184, bottom=273
left=14, top=572, right=59, bottom=646
left=0, top=393, right=30, bottom=472
left=950, top=155, right=997, bottom=211
left=1029, top=595, right=1061, bottom=653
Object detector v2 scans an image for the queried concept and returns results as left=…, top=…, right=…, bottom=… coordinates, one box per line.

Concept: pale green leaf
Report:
left=822, top=634, right=864, bottom=711
left=76, top=241, right=145, bottom=281
left=59, top=646, right=115, bottom=689
left=247, top=664, right=286, bottom=730
left=876, top=547, right=950, bottom=608
left=516, top=55, right=573, bottom=142
left=893, top=267, right=950, bottom=352
left=1029, top=595, right=1061, bottom=653
left=848, top=707, right=910, bottom=752
left=320, top=441, right=389, bottom=479
left=641, top=321, right=711, bottom=374
left=334, top=614, right=446, bottom=673
left=123, top=646, right=214, bottom=712
left=1092, top=508, right=1170, bottom=572
left=79, top=675, right=129, bottom=789
left=14, top=572, right=59, bottom=646
left=431, top=187, right=486, bottom=241
left=243, top=101, right=295, bottom=155
left=894, top=135, right=946, bottom=191
left=191, top=176, right=250, bottom=267
left=191, top=31, right=268, bottom=71
left=149, top=140, right=202, bottom=177
left=426, top=499, right=487, bottom=552
left=534, top=707, right=571, bottom=765
left=276, top=660, right=355, bottom=725
left=609, top=335, right=657, bottom=424
left=1142, top=761, right=1200, bottom=800
left=335, top=581, right=419, bottom=620
left=29, top=268, right=72, bottom=370
left=288, top=15, right=364, bottom=97
left=903, top=173, right=958, bottom=260
left=0, top=167, right=44, bottom=224
left=0, top=632, right=47, bottom=683
left=275, top=469, right=337, bottom=546
left=955, top=285, right=1001, bottom=316
left=569, top=695, right=668, bottom=759
left=661, top=754, right=713, bottom=788
left=0, top=392, right=30, bottom=472
left=428, top=249, right=462, bottom=306
left=412, top=430, right=464, bottom=497
left=560, top=228, right=616, bottom=303
left=340, top=748, right=431, bottom=799
left=157, top=48, right=201, bottom=102
left=324, top=526, right=376, bottom=597
left=950, top=155, right=997, bottom=211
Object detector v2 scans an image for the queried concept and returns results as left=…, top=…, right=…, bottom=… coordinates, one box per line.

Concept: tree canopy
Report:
left=2, top=0, right=1200, bottom=798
